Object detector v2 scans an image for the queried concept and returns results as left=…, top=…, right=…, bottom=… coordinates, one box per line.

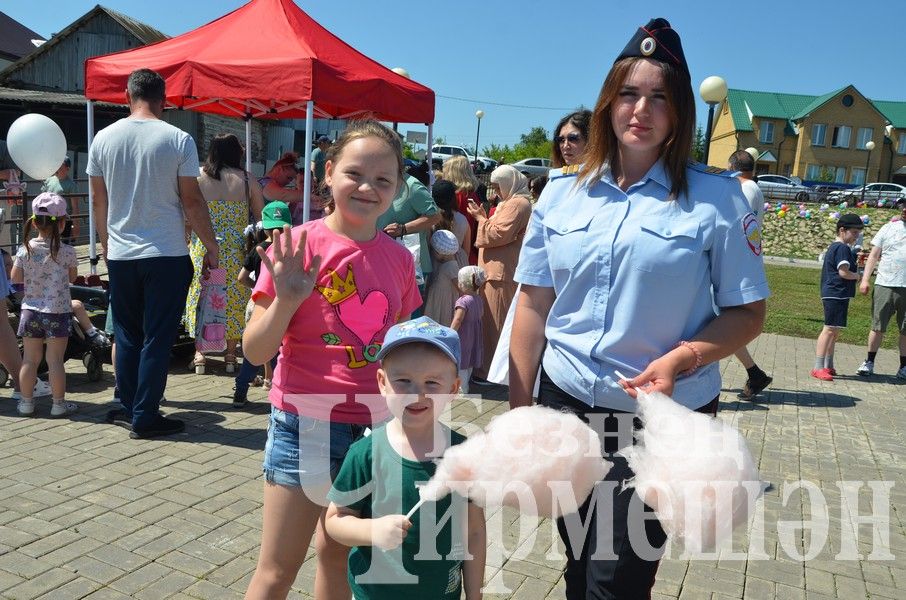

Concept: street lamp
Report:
left=390, top=68, right=410, bottom=132
left=699, top=75, right=727, bottom=165
left=474, top=110, right=484, bottom=165
left=860, top=140, right=875, bottom=205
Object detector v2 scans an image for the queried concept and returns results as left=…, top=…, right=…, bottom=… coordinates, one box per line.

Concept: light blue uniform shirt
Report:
left=515, top=160, right=769, bottom=412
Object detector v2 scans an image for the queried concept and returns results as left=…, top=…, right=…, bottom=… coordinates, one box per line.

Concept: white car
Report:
left=511, top=158, right=552, bottom=178
left=430, top=145, right=496, bottom=172
left=826, top=183, right=906, bottom=208
left=756, top=174, right=811, bottom=202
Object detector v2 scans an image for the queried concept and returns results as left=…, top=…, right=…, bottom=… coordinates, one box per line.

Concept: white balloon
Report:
left=6, top=114, right=67, bottom=180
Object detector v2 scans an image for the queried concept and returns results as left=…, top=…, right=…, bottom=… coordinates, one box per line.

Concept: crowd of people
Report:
left=1, top=15, right=903, bottom=600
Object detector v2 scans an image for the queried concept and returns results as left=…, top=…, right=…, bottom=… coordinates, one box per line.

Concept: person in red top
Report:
left=243, top=120, right=421, bottom=600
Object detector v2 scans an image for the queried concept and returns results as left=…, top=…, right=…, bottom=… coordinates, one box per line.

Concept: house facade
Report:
left=709, top=85, right=906, bottom=186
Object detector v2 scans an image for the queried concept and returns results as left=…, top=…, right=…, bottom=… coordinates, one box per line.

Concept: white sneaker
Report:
left=11, top=379, right=52, bottom=401
left=34, top=379, right=51, bottom=397
left=857, top=360, right=874, bottom=376
left=50, top=401, right=77, bottom=418
left=897, top=366, right=906, bottom=380
left=17, top=399, right=34, bottom=416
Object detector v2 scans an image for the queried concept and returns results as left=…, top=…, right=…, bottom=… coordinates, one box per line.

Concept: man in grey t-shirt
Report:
left=88, top=69, right=218, bottom=439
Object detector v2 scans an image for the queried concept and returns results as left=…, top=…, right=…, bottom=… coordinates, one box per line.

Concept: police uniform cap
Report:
left=615, top=17, right=689, bottom=77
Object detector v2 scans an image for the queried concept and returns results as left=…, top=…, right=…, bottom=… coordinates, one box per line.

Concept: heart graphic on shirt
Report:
left=336, top=290, right=390, bottom=346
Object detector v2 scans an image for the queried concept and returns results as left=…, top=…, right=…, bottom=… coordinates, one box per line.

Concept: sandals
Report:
left=224, top=353, right=237, bottom=374
left=191, top=352, right=207, bottom=375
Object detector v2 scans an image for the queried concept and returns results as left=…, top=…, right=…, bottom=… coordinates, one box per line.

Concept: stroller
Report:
left=0, top=281, right=110, bottom=385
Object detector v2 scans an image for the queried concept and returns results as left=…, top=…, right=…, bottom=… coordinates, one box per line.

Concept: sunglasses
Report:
left=555, top=133, right=583, bottom=145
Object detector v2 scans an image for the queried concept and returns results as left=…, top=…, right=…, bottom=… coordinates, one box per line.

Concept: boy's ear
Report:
left=376, top=367, right=388, bottom=395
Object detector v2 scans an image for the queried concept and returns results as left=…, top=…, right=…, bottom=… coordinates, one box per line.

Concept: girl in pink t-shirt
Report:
left=243, top=120, right=421, bottom=600
left=11, top=193, right=78, bottom=418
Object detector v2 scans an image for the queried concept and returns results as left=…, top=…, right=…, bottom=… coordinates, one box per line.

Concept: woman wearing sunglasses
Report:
left=509, top=18, right=768, bottom=598
left=551, top=109, right=591, bottom=168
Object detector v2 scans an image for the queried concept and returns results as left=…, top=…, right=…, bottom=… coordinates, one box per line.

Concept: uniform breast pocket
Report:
left=631, top=219, right=702, bottom=277
left=544, top=213, right=595, bottom=271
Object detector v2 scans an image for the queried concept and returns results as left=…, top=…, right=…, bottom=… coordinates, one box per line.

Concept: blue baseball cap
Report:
left=377, top=316, right=461, bottom=369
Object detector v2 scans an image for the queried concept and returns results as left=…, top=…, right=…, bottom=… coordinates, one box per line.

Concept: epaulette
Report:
left=687, top=160, right=732, bottom=177
left=549, top=164, right=581, bottom=179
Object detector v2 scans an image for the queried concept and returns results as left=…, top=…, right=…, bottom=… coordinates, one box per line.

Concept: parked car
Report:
left=430, top=145, right=496, bottom=172
left=756, top=174, right=812, bottom=202
left=826, top=183, right=906, bottom=208
left=511, top=158, right=553, bottom=178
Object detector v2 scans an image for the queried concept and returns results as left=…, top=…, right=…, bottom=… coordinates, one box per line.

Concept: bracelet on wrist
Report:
left=675, top=340, right=702, bottom=377
left=400, top=223, right=408, bottom=236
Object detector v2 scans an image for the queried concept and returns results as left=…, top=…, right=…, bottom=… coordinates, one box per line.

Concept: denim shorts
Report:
left=18, top=310, right=71, bottom=338
left=263, top=406, right=370, bottom=487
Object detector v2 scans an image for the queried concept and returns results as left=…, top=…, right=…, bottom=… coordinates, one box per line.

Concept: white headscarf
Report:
left=490, top=165, right=530, bottom=202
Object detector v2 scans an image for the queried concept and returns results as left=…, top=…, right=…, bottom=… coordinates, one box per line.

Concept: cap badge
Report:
left=640, top=36, right=656, bottom=56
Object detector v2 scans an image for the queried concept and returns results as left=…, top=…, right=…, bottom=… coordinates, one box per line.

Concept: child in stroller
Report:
left=1, top=249, right=110, bottom=383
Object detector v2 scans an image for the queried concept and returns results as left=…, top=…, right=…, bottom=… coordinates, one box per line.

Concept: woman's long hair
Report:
left=431, top=180, right=458, bottom=232
left=203, top=134, right=243, bottom=180
left=442, top=156, right=478, bottom=193
left=551, top=109, right=591, bottom=168
left=579, top=57, right=694, bottom=199
left=23, top=216, right=62, bottom=261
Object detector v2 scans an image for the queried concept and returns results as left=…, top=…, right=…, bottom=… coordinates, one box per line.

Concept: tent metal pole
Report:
left=302, top=100, right=314, bottom=223
left=426, top=123, right=433, bottom=193
left=86, top=100, right=97, bottom=275
left=245, top=114, right=252, bottom=175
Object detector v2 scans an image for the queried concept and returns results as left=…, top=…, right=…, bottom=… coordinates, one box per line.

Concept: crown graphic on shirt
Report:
left=317, top=265, right=357, bottom=304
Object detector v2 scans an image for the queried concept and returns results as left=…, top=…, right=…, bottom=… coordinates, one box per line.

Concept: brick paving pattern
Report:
left=0, top=330, right=903, bottom=599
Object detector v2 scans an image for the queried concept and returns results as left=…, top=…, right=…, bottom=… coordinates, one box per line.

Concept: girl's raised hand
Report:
left=257, top=225, right=322, bottom=306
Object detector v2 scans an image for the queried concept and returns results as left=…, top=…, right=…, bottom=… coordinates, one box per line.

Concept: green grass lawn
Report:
left=763, top=263, right=896, bottom=348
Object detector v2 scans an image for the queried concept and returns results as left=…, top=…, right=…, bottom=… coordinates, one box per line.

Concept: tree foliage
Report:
left=691, top=125, right=705, bottom=162
left=482, top=125, right=553, bottom=164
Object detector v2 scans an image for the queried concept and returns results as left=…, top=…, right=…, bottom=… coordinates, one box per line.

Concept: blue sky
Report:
left=5, top=0, right=906, bottom=151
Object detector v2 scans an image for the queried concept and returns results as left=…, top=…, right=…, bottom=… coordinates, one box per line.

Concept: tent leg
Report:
left=86, top=100, right=97, bottom=275
left=245, top=116, right=252, bottom=175
left=426, top=123, right=434, bottom=193
left=302, top=101, right=314, bottom=223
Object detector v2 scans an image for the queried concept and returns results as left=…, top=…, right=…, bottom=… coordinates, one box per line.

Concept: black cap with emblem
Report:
left=615, top=18, right=689, bottom=78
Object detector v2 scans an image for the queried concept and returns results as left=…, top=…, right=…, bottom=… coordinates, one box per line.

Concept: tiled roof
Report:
left=726, top=89, right=818, bottom=132
left=873, top=100, right=906, bottom=129
left=728, top=87, right=906, bottom=132
left=0, top=11, right=45, bottom=61
left=790, top=88, right=849, bottom=120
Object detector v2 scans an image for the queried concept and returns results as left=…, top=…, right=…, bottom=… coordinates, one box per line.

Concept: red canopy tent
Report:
left=83, top=0, right=436, bottom=270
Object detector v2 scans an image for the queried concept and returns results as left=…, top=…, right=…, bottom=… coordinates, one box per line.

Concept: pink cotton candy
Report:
left=619, top=391, right=766, bottom=553
left=421, top=405, right=610, bottom=517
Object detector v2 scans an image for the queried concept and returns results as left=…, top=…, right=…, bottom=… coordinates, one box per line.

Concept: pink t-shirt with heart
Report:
left=253, top=219, right=421, bottom=424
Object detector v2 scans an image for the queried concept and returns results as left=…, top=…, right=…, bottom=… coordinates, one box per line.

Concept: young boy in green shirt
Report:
left=325, top=316, right=486, bottom=599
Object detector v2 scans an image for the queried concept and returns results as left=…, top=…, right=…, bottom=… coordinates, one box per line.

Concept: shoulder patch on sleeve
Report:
left=549, top=164, right=581, bottom=179
left=688, top=160, right=733, bottom=177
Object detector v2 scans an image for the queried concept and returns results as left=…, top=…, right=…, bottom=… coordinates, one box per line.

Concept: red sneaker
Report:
left=828, top=368, right=837, bottom=376
left=810, top=368, right=834, bottom=381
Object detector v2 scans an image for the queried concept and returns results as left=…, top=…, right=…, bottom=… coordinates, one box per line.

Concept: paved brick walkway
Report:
left=0, top=332, right=903, bottom=599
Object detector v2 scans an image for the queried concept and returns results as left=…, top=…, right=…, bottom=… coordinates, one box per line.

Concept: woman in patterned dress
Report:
left=185, top=134, right=264, bottom=373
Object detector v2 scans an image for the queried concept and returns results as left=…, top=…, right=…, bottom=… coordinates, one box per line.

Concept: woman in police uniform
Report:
left=509, top=18, right=769, bottom=599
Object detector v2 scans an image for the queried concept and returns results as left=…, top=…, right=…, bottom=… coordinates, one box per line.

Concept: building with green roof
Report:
left=709, top=85, right=906, bottom=186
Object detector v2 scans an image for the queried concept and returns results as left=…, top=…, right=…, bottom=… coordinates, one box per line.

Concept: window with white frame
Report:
left=759, top=121, right=774, bottom=143
left=835, top=167, right=847, bottom=183
left=856, top=127, right=874, bottom=150
left=850, top=167, right=866, bottom=185
left=805, top=164, right=822, bottom=180
left=811, top=124, right=827, bottom=146
left=898, top=135, right=906, bottom=155
left=831, top=125, right=851, bottom=148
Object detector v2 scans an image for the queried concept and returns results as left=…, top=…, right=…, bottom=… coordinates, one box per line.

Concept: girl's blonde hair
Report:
left=326, top=119, right=404, bottom=187
left=23, top=216, right=62, bottom=261
left=457, top=265, right=486, bottom=295
left=442, top=156, right=478, bottom=192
